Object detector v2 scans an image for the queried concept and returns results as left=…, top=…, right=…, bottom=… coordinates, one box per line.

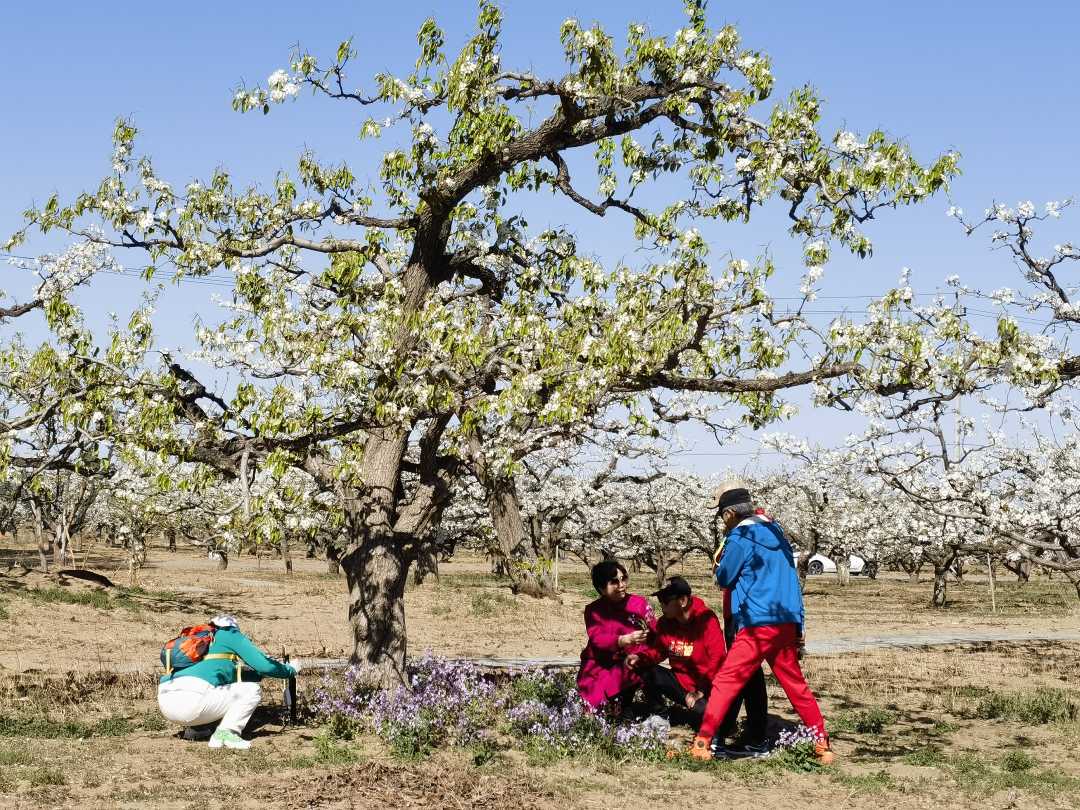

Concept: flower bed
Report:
left=312, top=653, right=666, bottom=760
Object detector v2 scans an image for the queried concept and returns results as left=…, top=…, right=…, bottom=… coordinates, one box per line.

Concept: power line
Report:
left=0, top=252, right=1061, bottom=325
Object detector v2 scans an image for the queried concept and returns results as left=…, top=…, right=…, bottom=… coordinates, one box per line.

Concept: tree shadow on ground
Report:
left=0, top=571, right=256, bottom=620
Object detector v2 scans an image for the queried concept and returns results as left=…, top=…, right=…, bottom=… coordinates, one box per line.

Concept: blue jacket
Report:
left=714, top=517, right=804, bottom=632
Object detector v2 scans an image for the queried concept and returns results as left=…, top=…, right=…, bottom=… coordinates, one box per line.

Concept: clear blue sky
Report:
left=2, top=1, right=1078, bottom=469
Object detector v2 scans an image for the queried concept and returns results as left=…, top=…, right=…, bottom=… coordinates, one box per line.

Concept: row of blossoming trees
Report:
left=2, top=0, right=1078, bottom=685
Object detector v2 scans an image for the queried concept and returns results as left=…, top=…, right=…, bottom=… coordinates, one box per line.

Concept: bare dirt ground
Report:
left=2, top=538, right=1079, bottom=809
left=2, top=540, right=1074, bottom=673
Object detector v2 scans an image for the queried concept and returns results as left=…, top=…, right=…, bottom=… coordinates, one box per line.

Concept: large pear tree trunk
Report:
left=342, top=533, right=409, bottom=684
left=340, top=429, right=411, bottom=686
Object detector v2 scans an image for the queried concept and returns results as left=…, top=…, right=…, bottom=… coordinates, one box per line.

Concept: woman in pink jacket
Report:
left=577, top=560, right=657, bottom=710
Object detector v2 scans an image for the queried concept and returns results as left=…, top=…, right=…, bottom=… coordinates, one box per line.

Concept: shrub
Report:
left=830, top=769, right=894, bottom=793
left=139, top=712, right=167, bottom=732
left=505, top=691, right=665, bottom=760
left=504, top=668, right=577, bottom=708
left=1001, top=750, right=1037, bottom=772
left=0, top=713, right=133, bottom=739
left=904, top=746, right=946, bottom=767
left=28, top=766, right=66, bottom=786
left=0, top=746, right=33, bottom=766
left=289, top=730, right=362, bottom=768
left=23, top=587, right=111, bottom=610
left=974, top=689, right=1077, bottom=724
left=470, top=592, right=514, bottom=618
left=830, top=707, right=894, bottom=735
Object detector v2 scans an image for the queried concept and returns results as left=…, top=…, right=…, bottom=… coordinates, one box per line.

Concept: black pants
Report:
left=642, top=664, right=768, bottom=741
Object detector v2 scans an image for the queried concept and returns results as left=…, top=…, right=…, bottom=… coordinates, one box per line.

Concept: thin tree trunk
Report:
left=1065, top=570, right=1080, bottom=602
left=281, top=531, right=293, bottom=574
left=932, top=564, right=949, bottom=607
left=836, top=557, right=851, bottom=586
left=326, top=545, right=341, bottom=576
left=795, top=529, right=820, bottom=591
left=31, top=509, right=49, bottom=573
left=654, top=553, right=669, bottom=589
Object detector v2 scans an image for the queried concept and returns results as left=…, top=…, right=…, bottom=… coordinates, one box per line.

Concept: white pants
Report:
left=157, top=677, right=262, bottom=735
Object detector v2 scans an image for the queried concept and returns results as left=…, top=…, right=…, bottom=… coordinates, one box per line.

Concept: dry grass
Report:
left=3, top=537, right=1080, bottom=808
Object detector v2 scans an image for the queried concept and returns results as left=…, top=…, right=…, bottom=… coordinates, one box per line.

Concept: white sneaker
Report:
left=208, top=729, right=251, bottom=750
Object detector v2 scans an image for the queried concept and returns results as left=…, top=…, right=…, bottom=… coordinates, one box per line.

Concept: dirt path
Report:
left=807, top=627, right=1080, bottom=653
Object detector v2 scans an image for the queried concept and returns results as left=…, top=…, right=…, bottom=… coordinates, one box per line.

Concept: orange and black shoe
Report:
left=689, top=736, right=713, bottom=761
left=814, top=738, right=835, bottom=765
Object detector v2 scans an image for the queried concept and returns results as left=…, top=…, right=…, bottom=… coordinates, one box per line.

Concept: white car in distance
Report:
left=799, top=553, right=875, bottom=577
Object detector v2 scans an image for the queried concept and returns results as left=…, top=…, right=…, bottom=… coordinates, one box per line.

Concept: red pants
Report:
left=698, top=623, right=826, bottom=740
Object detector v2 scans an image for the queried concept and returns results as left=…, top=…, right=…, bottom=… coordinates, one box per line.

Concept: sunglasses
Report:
left=606, top=574, right=628, bottom=585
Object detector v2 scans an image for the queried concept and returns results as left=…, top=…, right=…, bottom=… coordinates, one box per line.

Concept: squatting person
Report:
left=157, top=614, right=300, bottom=750
left=689, top=481, right=834, bottom=763
left=627, top=576, right=769, bottom=755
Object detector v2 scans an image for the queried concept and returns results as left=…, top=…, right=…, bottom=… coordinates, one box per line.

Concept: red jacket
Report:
left=637, top=595, right=727, bottom=694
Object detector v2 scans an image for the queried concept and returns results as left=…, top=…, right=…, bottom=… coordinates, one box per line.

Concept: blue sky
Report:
left=2, top=1, right=1078, bottom=470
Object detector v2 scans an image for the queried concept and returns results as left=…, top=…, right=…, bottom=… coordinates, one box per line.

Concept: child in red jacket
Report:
left=628, top=577, right=768, bottom=753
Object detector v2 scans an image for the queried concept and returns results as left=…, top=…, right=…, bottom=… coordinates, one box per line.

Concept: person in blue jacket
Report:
left=689, top=480, right=833, bottom=764
left=157, top=614, right=300, bottom=750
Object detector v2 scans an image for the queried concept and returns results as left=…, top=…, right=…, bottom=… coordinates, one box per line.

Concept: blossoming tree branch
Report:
left=8, top=1, right=985, bottom=684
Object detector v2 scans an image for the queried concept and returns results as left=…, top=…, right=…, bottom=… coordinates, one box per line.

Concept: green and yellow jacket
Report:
left=160, top=627, right=294, bottom=686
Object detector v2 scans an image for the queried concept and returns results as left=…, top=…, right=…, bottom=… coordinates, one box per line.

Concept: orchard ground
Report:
left=2, top=539, right=1079, bottom=809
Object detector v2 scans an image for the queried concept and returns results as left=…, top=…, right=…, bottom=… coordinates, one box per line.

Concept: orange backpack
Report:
left=160, top=625, right=241, bottom=680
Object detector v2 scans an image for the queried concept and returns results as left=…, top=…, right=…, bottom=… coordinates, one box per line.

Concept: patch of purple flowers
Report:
left=312, top=653, right=496, bottom=756
left=312, top=655, right=667, bottom=760
left=500, top=668, right=666, bottom=758
left=769, top=724, right=825, bottom=771
left=773, top=724, right=825, bottom=749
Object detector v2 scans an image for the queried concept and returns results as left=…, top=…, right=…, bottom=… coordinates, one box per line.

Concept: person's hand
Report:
left=624, top=653, right=641, bottom=669
left=685, top=690, right=704, bottom=709
left=618, top=630, right=648, bottom=648
left=286, top=659, right=303, bottom=676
